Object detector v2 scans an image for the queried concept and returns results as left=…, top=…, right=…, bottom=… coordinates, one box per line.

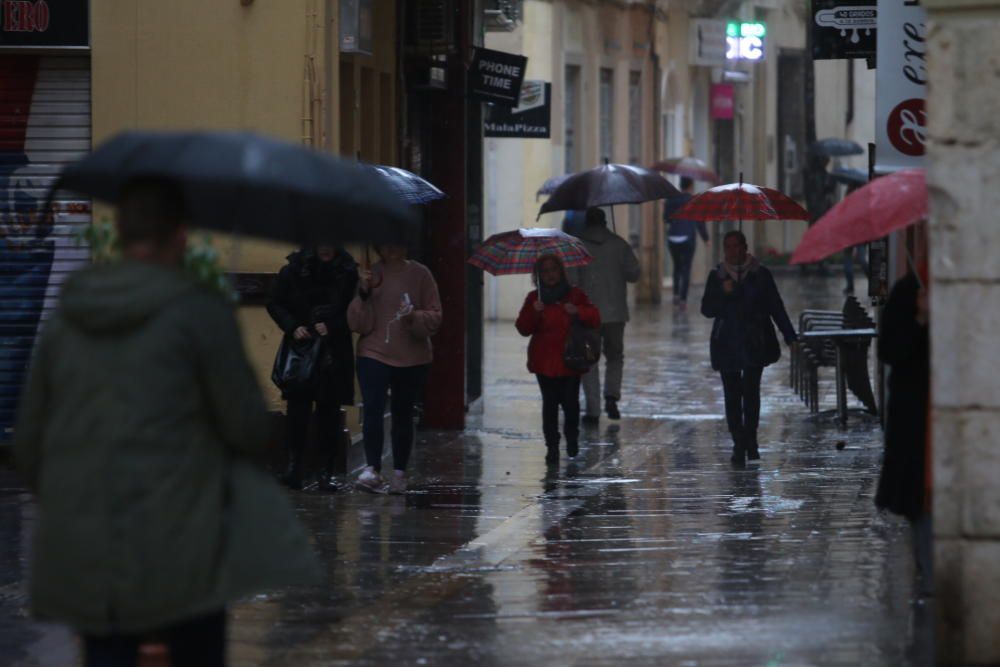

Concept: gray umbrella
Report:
left=811, top=138, right=865, bottom=158
left=830, top=166, right=869, bottom=187
left=537, top=163, right=679, bottom=218
left=54, top=131, right=419, bottom=245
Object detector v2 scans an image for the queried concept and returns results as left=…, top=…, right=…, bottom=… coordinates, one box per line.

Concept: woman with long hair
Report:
left=516, top=254, right=600, bottom=464
left=348, top=245, right=442, bottom=493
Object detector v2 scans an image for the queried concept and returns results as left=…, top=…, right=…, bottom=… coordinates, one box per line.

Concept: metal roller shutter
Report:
left=0, top=55, right=91, bottom=441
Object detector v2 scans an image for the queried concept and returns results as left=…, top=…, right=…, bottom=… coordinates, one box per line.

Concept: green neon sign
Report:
left=727, top=21, right=767, bottom=39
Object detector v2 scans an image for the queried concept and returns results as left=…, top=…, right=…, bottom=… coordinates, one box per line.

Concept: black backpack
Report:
left=563, top=316, right=601, bottom=371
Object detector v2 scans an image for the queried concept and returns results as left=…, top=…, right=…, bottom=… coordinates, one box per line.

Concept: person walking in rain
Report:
left=572, top=207, right=640, bottom=424
left=517, top=254, right=601, bottom=464
left=701, top=230, right=797, bottom=466
left=13, top=180, right=318, bottom=667
left=268, top=243, right=358, bottom=490
left=663, top=177, right=710, bottom=310
left=348, top=244, right=442, bottom=494
left=875, top=227, right=932, bottom=596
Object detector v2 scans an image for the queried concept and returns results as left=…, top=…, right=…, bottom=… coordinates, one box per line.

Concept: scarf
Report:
left=539, top=278, right=571, bottom=305
left=720, top=254, right=759, bottom=282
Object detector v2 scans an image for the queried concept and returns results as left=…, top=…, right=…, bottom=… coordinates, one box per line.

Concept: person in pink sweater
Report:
left=347, top=245, right=442, bottom=493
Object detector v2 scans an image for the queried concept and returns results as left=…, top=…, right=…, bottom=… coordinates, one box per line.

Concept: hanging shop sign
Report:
left=812, top=1, right=877, bottom=60
left=689, top=19, right=728, bottom=66
left=0, top=0, right=89, bottom=48
left=875, top=0, right=927, bottom=172
left=726, top=22, right=766, bottom=62
left=484, top=81, right=551, bottom=138
left=710, top=84, right=735, bottom=120
left=469, top=47, right=527, bottom=105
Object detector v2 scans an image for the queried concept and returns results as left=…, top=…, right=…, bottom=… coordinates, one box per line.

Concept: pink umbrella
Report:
left=790, top=169, right=926, bottom=265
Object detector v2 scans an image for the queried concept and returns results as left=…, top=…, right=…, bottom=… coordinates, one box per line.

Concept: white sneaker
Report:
left=388, top=470, right=407, bottom=495
left=357, top=466, right=382, bottom=492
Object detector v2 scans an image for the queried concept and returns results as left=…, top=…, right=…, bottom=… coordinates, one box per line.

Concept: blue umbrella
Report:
left=367, top=165, right=445, bottom=205
left=55, top=131, right=419, bottom=245
left=831, top=167, right=869, bottom=187
left=811, top=138, right=865, bottom=158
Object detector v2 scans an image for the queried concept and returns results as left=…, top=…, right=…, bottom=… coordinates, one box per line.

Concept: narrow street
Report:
left=2, top=275, right=928, bottom=666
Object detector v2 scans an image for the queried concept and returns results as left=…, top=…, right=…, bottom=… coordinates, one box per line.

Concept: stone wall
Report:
left=925, top=1, right=1000, bottom=664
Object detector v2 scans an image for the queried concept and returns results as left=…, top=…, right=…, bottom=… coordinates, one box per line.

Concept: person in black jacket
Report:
left=875, top=254, right=931, bottom=594
left=268, top=244, right=358, bottom=489
left=701, top=230, right=797, bottom=466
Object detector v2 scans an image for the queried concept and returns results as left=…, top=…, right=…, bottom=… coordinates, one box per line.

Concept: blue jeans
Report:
left=357, top=357, right=426, bottom=472
left=668, top=238, right=696, bottom=302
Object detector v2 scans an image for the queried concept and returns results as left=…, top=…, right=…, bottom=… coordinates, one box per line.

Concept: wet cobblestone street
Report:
left=1, top=274, right=931, bottom=666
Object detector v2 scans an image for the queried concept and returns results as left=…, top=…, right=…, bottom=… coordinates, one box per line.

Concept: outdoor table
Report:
left=800, top=328, right=878, bottom=428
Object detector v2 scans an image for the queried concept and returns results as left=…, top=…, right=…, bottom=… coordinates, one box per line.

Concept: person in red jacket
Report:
left=516, top=254, right=601, bottom=464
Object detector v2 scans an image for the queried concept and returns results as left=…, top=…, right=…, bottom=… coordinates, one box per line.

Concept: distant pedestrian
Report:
left=516, top=254, right=601, bottom=464
left=561, top=209, right=586, bottom=238
left=348, top=245, right=442, bottom=494
left=875, top=232, right=931, bottom=595
left=268, top=244, right=358, bottom=490
left=701, top=230, right=797, bottom=466
left=842, top=244, right=869, bottom=295
left=572, top=207, right=640, bottom=424
left=13, top=180, right=319, bottom=667
left=663, top=177, right=710, bottom=309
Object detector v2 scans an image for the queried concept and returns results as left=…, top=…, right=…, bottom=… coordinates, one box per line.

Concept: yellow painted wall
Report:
left=90, top=0, right=332, bottom=411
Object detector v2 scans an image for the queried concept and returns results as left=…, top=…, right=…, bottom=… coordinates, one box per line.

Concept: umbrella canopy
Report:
left=830, top=166, right=869, bottom=187
left=649, top=156, right=719, bottom=184
left=674, top=181, right=810, bottom=223
left=811, top=138, right=865, bottom=158
left=536, top=174, right=572, bottom=200
left=790, top=169, right=926, bottom=265
left=537, top=163, right=679, bottom=217
left=367, top=164, right=445, bottom=204
left=55, top=130, right=419, bottom=245
left=468, top=227, right=593, bottom=276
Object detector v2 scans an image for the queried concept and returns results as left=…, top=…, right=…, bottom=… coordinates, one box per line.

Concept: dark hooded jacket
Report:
left=13, top=261, right=320, bottom=635
left=701, top=258, right=797, bottom=371
left=267, top=248, right=358, bottom=404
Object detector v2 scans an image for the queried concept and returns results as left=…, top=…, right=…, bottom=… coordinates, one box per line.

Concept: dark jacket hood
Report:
left=59, top=261, right=198, bottom=335
left=577, top=224, right=615, bottom=245
left=287, top=248, right=357, bottom=275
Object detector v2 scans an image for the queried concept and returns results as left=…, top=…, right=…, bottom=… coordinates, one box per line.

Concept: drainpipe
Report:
left=647, top=0, right=663, bottom=304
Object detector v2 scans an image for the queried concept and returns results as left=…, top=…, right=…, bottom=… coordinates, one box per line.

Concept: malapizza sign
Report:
left=726, top=22, right=766, bottom=62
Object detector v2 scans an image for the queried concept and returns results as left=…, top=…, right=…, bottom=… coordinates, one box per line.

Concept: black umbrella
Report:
left=830, top=166, right=869, bottom=187
left=537, top=163, right=679, bottom=218
left=366, top=164, right=445, bottom=205
left=811, top=138, right=865, bottom=158
left=536, top=173, right=572, bottom=201
left=54, top=131, right=419, bottom=245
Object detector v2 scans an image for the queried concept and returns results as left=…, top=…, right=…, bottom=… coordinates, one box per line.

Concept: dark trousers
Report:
left=720, top=367, right=764, bottom=445
left=843, top=244, right=870, bottom=292
left=83, top=610, right=226, bottom=667
left=285, top=394, right=339, bottom=470
left=668, top=238, right=697, bottom=302
left=536, top=374, right=581, bottom=448
left=358, top=357, right=426, bottom=472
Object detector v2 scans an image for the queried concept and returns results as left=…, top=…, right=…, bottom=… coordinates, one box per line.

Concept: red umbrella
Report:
left=650, top=156, right=720, bottom=184
left=674, top=180, right=810, bottom=226
left=790, top=169, right=926, bottom=265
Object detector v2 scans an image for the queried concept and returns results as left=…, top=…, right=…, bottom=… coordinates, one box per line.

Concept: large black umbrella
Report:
left=811, top=138, right=865, bottom=158
left=54, top=131, right=419, bottom=245
left=366, top=164, right=445, bottom=204
left=537, top=163, right=679, bottom=218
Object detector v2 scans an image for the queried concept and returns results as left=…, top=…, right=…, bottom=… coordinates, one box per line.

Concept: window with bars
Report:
left=565, top=65, right=581, bottom=174
left=599, top=68, right=614, bottom=163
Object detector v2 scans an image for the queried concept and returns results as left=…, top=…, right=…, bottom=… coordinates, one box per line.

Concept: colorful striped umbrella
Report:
left=468, top=228, right=593, bottom=276
left=673, top=180, right=810, bottom=225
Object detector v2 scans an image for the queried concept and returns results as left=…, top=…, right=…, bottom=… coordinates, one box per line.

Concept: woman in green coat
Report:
left=13, top=181, right=320, bottom=667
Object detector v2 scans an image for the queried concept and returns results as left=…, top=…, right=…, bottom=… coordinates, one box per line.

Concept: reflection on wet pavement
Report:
left=1, top=275, right=930, bottom=666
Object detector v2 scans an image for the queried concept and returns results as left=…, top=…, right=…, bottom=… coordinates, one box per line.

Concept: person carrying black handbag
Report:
left=701, top=231, right=797, bottom=466
left=268, top=244, right=358, bottom=490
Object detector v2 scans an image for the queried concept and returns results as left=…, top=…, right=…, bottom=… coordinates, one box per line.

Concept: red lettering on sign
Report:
left=2, top=0, right=49, bottom=33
